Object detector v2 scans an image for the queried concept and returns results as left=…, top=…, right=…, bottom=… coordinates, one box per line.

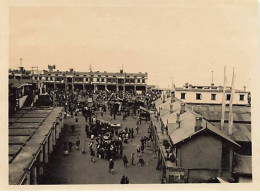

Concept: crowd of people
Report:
left=45, top=87, right=165, bottom=183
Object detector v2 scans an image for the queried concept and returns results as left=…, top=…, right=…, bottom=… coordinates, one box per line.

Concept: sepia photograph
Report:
left=1, top=0, right=260, bottom=190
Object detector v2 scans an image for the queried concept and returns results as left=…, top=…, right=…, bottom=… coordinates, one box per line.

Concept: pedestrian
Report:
left=136, top=126, right=139, bottom=134
left=88, top=141, right=93, bottom=150
left=123, top=155, right=128, bottom=167
left=131, top=153, right=135, bottom=165
left=131, top=128, right=134, bottom=138
left=125, top=176, right=129, bottom=184
left=137, top=145, right=140, bottom=154
left=69, top=141, right=73, bottom=152
left=90, top=148, right=95, bottom=162
left=120, top=176, right=126, bottom=184
left=63, top=143, right=69, bottom=156
left=76, top=137, right=80, bottom=151
left=82, top=140, right=87, bottom=154
left=85, top=124, right=89, bottom=138
left=75, top=115, right=78, bottom=126
left=109, top=159, right=114, bottom=173
left=141, top=144, right=144, bottom=153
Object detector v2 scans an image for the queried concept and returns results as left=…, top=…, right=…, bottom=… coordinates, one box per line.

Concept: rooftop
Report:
left=155, top=96, right=239, bottom=147
left=9, top=106, right=63, bottom=184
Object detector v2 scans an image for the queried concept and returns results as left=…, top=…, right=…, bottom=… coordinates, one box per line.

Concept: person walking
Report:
left=109, top=159, right=114, bottom=173
left=141, top=144, right=144, bottom=153
left=131, top=153, right=135, bottom=165
left=68, top=140, right=73, bottom=152
left=76, top=137, right=80, bottom=151
left=137, top=145, right=141, bottom=154
left=82, top=140, right=87, bottom=154
left=75, top=115, right=78, bottom=126
left=90, top=148, right=95, bottom=162
left=123, top=155, right=128, bottom=167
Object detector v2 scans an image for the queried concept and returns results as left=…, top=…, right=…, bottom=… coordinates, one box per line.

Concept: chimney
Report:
left=176, top=113, right=180, bottom=128
left=188, top=84, right=192, bottom=90
left=69, top=68, right=74, bottom=73
left=120, top=69, right=123, bottom=74
left=19, top=67, right=24, bottom=73
left=48, top=65, right=55, bottom=72
left=195, top=117, right=203, bottom=132
left=243, top=86, right=246, bottom=92
left=180, top=103, right=185, bottom=114
left=171, top=91, right=175, bottom=103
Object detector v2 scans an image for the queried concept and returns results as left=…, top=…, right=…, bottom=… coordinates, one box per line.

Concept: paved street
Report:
left=41, top=108, right=161, bottom=184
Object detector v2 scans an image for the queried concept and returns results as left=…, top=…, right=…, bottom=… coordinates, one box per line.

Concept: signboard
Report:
left=168, top=167, right=185, bottom=183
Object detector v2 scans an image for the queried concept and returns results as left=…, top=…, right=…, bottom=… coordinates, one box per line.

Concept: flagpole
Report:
left=228, top=68, right=235, bottom=136
left=220, top=66, right=227, bottom=131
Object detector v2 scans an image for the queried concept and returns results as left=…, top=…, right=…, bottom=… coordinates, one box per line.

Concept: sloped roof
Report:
left=211, top=122, right=251, bottom=142
left=10, top=83, right=32, bottom=89
left=153, top=97, right=240, bottom=147
left=167, top=102, right=239, bottom=146
left=160, top=102, right=181, bottom=125
left=192, top=105, right=251, bottom=122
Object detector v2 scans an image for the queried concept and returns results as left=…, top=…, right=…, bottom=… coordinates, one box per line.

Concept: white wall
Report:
left=175, top=91, right=248, bottom=105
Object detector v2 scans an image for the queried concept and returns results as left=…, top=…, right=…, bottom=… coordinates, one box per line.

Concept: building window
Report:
left=86, top=78, right=88, bottom=81
left=211, top=94, right=216, bottom=100
left=142, top=79, right=145, bottom=83
left=240, top=94, right=245, bottom=101
left=226, top=94, right=231, bottom=101
left=181, top=93, right=186, bottom=99
left=101, top=78, right=104, bottom=82
left=196, top=93, right=202, bottom=100
left=97, top=78, right=99, bottom=82
left=138, top=79, right=140, bottom=83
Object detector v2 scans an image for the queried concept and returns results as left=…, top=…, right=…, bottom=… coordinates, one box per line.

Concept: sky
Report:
left=9, top=1, right=258, bottom=90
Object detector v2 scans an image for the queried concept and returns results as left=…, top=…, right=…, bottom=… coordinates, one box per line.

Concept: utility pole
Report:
left=31, top=66, right=38, bottom=106
left=211, top=70, right=214, bottom=85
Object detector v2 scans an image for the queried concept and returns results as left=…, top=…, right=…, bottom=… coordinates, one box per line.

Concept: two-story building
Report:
left=10, top=66, right=148, bottom=93
left=175, top=83, right=249, bottom=105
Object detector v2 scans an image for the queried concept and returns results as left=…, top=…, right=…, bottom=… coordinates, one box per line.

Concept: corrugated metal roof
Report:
left=153, top=98, right=239, bottom=146
left=192, top=105, right=251, bottom=122
left=211, top=122, right=251, bottom=142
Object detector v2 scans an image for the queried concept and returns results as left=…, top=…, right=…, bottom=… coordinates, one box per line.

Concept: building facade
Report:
left=175, top=83, right=249, bottom=105
left=9, top=66, right=148, bottom=93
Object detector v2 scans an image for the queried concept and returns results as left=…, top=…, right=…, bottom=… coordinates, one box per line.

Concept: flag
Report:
left=228, top=68, right=235, bottom=136
left=220, top=66, right=227, bottom=131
